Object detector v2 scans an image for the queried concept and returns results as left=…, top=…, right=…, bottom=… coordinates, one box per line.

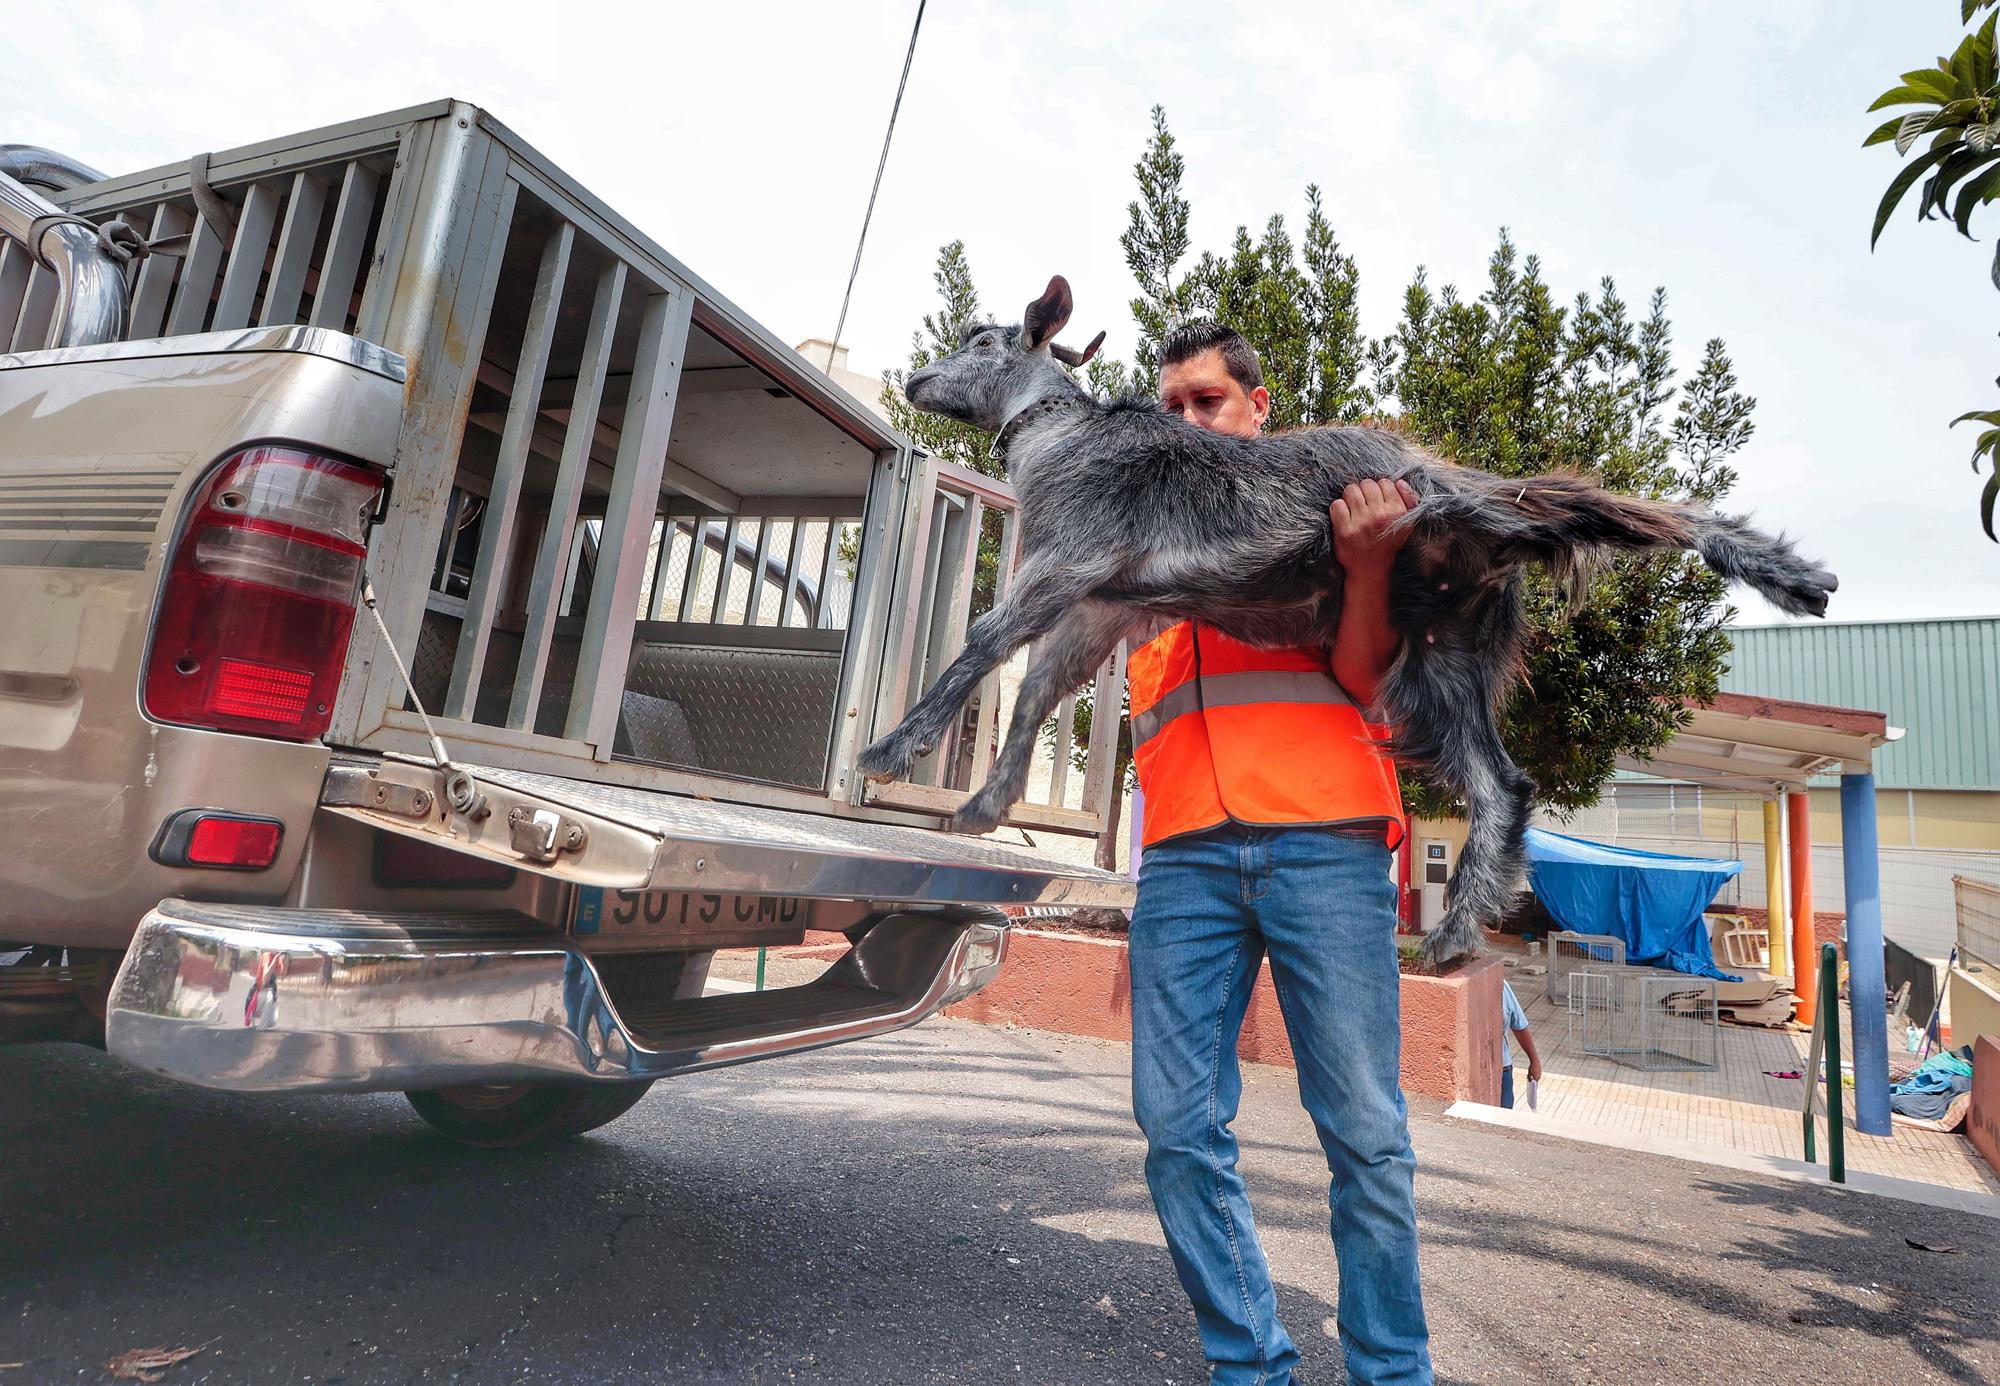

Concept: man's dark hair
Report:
left=1160, top=319, right=1264, bottom=394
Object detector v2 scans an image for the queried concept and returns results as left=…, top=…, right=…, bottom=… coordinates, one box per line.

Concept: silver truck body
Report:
left=0, top=103, right=1129, bottom=1128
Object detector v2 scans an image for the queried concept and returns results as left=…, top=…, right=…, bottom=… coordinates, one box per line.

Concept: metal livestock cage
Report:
left=14, top=100, right=1125, bottom=842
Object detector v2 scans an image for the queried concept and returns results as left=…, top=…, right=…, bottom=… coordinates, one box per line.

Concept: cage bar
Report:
left=211, top=179, right=281, bottom=331
left=12, top=264, right=55, bottom=352
left=308, top=161, right=380, bottom=331
left=444, top=219, right=574, bottom=720
left=0, top=240, right=28, bottom=346
left=569, top=285, right=693, bottom=750
left=258, top=171, right=328, bottom=327
left=126, top=202, right=190, bottom=338
left=163, top=207, right=228, bottom=336
left=508, top=257, right=626, bottom=731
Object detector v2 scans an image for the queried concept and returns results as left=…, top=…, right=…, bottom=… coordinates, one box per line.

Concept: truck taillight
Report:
left=144, top=446, right=384, bottom=742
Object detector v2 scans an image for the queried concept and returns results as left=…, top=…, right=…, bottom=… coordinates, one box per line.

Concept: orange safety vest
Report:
left=1127, top=620, right=1405, bottom=849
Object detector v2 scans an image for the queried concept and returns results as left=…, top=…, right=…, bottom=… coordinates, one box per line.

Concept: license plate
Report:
left=572, top=887, right=810, bottom=938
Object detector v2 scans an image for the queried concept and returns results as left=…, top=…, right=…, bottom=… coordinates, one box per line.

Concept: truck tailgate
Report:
left=320, top=756, right=1133, bottom=909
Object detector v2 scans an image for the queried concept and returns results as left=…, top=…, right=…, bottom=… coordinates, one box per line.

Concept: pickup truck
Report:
left=0, top=101, right=1131, bottom=1146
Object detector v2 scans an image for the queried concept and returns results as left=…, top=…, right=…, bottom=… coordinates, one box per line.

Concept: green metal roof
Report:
left=1720, top=616, right=2000, bottom=791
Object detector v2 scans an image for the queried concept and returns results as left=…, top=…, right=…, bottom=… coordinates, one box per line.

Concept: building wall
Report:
left=1657, top=783, right=2000, bottom=854
left=793, top=338, right=897, bottom=427
left=1721, top=617, right=2000, bottom=793
left=1523, top=782, right=2000, bottom=962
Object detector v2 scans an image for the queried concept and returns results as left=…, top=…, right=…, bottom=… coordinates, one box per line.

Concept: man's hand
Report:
left=1528, top=1057, right=1544, bottom=1083
left=1328, top=478, right=1418, bottom=705
left=1330, top=478, right=1420, bottom=579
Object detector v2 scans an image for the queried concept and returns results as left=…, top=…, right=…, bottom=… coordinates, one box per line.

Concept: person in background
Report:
left=1499, top=979, right=1543, bottom=1109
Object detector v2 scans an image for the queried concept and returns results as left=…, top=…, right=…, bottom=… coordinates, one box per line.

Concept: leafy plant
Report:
left=1865, top=0, right=2000, bottom=538
left=1952, top=406, right=2000, bottom=536
left=1378, top=236, right=1740, bottom=817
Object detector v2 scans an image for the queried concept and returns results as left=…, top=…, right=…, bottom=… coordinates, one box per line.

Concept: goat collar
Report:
left=991, top=393, right=1085, bottom=461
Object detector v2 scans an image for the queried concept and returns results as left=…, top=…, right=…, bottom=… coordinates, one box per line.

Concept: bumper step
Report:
left=105, top=899, right=1005, bottom=1094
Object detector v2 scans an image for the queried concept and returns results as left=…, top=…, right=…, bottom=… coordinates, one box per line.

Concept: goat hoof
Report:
left=1422, top=917, right=1484, bottom=967
left=856, top=741, right=913, bottom=784
left=951, top=797, right=1005, bottom=836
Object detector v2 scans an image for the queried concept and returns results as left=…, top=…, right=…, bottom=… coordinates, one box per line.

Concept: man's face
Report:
left=1158, top=349, right=1269, bottom=439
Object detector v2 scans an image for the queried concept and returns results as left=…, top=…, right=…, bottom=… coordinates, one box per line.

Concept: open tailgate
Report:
left=320, top=756, right=1133, bottom=909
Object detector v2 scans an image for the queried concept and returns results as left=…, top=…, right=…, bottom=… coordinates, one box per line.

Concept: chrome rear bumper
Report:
left=105, top=900, right=1006, bottom=1094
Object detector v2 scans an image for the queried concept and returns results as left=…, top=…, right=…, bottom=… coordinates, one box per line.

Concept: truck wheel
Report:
left=403, top=1081, right=655, bottom=1148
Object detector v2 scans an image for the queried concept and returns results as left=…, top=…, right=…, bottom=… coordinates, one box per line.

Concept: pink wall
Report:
left=1969, top=1036, right=2000, bottom=1177
left=945, top=928, right=1505, bottom=1105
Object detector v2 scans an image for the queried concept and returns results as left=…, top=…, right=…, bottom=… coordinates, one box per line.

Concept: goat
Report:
left=858, top=276, right=1835, bottom=962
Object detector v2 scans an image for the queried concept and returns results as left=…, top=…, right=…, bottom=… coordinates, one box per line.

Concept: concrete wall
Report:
left=1950, top=953, right=2000, bottom=1049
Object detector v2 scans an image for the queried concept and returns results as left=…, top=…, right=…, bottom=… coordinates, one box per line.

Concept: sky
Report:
left=10, top=0, right=2000, bottom=625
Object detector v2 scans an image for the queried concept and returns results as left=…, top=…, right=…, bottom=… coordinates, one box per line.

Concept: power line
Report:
left=826, top=0, right=925, bottom=374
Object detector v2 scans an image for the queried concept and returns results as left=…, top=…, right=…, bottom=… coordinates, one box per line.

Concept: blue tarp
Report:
left=1524, top=828, right=1743, bottom=981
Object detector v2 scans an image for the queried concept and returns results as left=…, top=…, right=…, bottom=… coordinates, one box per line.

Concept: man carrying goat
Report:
left=1128, top=321, right=1433, bottom=1386
left=867, top=276, right=1834, bottom=1380
left=862, top=276, right=1831, bottom=968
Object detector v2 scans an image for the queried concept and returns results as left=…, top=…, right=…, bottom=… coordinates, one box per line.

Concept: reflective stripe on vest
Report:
left=1127, top=621, right=1405, bottom=849
left=1130, top=669, right=1357, bottom=747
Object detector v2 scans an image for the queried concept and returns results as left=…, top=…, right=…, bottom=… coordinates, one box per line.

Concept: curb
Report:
left=1444, top=1100, right=2000, bottom=1221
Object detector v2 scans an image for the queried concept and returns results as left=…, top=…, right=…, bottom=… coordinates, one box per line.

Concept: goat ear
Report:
left=1022, top=275, right=1073, bottom=351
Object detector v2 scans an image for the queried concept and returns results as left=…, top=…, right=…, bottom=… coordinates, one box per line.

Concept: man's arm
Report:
left=1513, top=1025, right=1544, bottom=1082
left=1329, top=478, right=1419, bottom=705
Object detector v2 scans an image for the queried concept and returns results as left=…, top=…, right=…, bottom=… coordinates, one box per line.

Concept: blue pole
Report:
left=1839, top=771, right=1891, bottom=1136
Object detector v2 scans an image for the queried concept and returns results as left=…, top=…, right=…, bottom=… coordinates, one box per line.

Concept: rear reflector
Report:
left=187, top=817, right=284, bottom=869
left=151, top=810, right=285, bottom=871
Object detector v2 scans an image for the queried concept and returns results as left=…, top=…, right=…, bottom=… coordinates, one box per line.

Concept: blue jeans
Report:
left=1500, top=1065, right=1515, bottom=1109
left=1130, top=825, right=1432, bottom=1386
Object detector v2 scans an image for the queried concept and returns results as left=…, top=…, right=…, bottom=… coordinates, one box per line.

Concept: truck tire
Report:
left=403, top=1081, right=655, bottom=1148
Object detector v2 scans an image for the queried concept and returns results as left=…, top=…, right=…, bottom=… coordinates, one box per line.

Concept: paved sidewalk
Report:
left=1506, top=956, right=1998, bottom=1199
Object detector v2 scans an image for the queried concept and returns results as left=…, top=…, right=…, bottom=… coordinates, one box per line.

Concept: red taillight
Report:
left=210, top=658, right=315, bottom=722
left=144, top=446, right=383, bottom=742
left=151, top=810, right=285, bottom=871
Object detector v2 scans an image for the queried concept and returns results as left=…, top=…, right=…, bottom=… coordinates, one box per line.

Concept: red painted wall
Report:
left=945, top=928, right=1505, bottom=1104
left=1969, top=1036, right=2000, bottom=1178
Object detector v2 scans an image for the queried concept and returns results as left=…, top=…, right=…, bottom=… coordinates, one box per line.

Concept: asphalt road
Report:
left=2, top=1018, right=1995, bottom=1385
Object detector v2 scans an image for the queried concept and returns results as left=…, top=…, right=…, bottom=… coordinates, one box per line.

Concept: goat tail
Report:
left=1411, top=470, right=1837, bottom=618
left=1688, top=510, right=1839, bottom=618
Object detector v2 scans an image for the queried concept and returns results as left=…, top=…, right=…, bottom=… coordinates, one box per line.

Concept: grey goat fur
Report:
left=858, top=276, right=1836, bottom=962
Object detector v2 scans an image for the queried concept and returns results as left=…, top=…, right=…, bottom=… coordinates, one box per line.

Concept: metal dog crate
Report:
left=35, top=100, right=1124, bottom=838
left=1546, top=930, right=1626, bottom=1004
left=1572, top=969, right=1720, bottom=1072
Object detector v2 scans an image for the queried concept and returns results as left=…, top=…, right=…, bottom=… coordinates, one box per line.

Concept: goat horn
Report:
left=1051, top=330, right=1106, bottom=369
